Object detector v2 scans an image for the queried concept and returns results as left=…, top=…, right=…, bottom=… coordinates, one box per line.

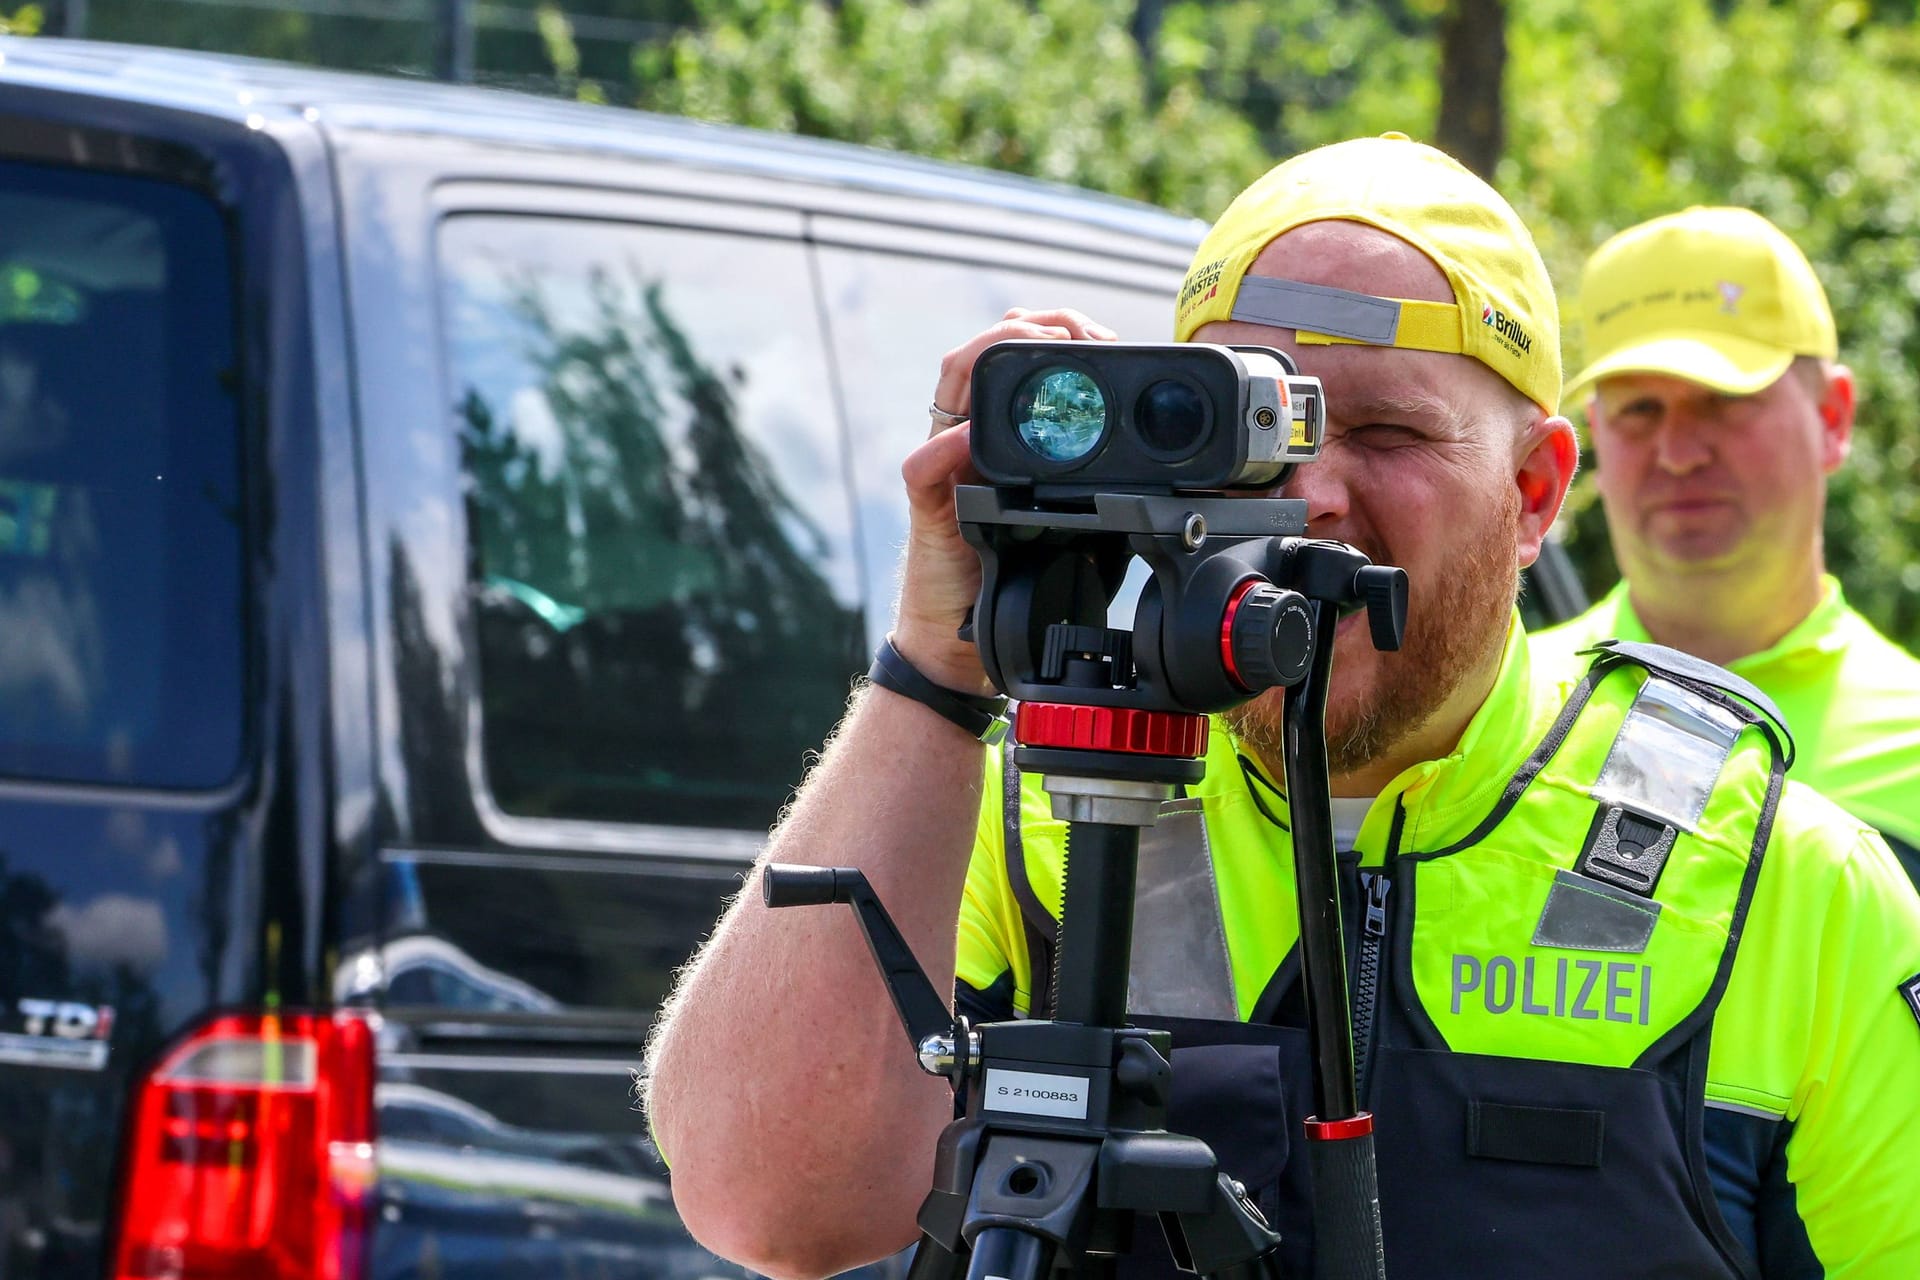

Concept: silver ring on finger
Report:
left=928, top=402, right=970, bottom=429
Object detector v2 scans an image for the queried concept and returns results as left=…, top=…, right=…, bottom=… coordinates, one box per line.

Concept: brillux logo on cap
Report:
left=1718, top=281, right=1744, bottom=314
left=1481, top=302, right=1533, bottom=357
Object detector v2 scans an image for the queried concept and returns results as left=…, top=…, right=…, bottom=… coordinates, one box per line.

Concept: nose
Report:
left=1652, top=413, right=1713, bottom=475
left=1281, top=450, right=1352, bottom=532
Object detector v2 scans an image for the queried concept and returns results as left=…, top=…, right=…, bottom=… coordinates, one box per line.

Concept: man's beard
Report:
left=1225, top=494, right=1520, bottom=778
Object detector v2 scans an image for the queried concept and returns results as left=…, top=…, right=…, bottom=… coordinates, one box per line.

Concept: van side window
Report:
left=0, top=160, right=244, bottom=788
left=439, top=216, right=865, bottom=832
left=813, top=246, right=1177, bottom=649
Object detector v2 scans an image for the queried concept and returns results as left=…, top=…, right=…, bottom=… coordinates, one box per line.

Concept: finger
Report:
left=903, top=424, right=977, bottom=509
left=931, top=317, right=1075, bottom=432
left=1001, top=307, right=1120, bottom=342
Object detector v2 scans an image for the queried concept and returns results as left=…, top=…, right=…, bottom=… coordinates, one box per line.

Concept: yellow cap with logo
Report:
left=1565, top=206, right=1836, bottom=406
left=1173, top=133, right=1561, bottom=412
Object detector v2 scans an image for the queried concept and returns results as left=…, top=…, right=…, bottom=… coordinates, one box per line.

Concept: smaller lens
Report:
left=1135, top=379, right=1208, bottom=457
left=1015, top=367, right=1107, bottom=463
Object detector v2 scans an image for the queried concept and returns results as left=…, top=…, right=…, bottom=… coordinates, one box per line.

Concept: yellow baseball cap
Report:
left=1173, top=133, right=1561, bottom=412
left=1564, top=206, right=1836, bottom=406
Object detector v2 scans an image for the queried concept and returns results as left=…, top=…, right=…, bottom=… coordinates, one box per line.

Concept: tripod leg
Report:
left=908, top=1233, right=964, bottom=1280
left=1306, top=1123, right=1385, bottom=1280
left=965, top=1227, right=1055, bottom=1280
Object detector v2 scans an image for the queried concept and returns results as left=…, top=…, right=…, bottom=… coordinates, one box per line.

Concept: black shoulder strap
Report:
left=1581, top=639, right=1796, bottom=770
left=1001, top=737, right=1058, bottom=1017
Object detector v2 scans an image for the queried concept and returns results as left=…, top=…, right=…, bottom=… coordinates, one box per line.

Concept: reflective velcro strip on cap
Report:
left=1232, top=277, right=1401, bottom=343
left=1228, top=276, right=1464, bottom=352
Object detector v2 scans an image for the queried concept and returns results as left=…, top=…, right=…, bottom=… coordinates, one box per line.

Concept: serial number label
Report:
left=982, top=1068, right=1090, bottom=1120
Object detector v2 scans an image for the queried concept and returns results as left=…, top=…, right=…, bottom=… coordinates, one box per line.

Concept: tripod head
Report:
left=957, top=483, right=1406, bottom=714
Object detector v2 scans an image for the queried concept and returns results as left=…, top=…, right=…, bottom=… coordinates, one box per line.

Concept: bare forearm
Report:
left=647, top=684, right=987, bottom=1277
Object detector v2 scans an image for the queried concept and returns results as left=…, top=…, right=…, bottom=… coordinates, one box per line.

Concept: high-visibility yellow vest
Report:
left=956, top=621, right=1920, bottom=1275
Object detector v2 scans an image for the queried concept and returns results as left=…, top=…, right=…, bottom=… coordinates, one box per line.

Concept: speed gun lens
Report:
left=969, top=340, right=1323, bottom=492
left=1015, top=367, right=1106, bottom=462
left=1135, top=378, right=1209, bottom=458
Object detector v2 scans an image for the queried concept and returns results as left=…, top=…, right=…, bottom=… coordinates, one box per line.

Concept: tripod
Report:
left=765, top=493, right=1402, bottom=1280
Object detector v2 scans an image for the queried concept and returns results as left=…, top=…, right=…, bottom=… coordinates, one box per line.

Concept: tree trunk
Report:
left=1435, top=0, right=1507, bottom=179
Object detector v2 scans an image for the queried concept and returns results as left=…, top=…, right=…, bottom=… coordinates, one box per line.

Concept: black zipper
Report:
left=1351, top=802, right=1406, bottom=1104
left=1351, top=870, right=1390, bottom=1101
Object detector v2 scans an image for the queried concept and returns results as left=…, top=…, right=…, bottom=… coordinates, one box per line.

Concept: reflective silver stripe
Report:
left=1705, top=1098, right=1786, bottom=1121
left=1229, top=277, right=1403, bottom=345
left=1590, top=677, right=1743, bottom=833
left=1127, top=799, right=1239, bottom=1020
left=1532, top=867, right=1662, bottom=953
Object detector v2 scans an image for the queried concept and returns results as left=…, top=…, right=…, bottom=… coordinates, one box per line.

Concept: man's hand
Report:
left=895, top=307, right=1118, bottom=692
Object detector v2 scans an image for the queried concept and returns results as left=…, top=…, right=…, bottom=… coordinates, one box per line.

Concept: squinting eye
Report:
left=1351, top=425, right=1421, bottom=447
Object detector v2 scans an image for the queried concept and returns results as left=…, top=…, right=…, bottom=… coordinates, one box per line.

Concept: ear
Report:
left=1817, top=363, right=1856, bottom=473
left=1516, top=414, right=1580, bottom=569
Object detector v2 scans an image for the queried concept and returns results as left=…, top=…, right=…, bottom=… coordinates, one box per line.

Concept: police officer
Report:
left=1532, top=207, right=1920, bottom=885
left=644, top=139, right=1920, bottom=1279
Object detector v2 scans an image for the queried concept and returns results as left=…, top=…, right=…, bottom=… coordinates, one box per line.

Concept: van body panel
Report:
left=0, top=50, right=1211, bottom=1278
left=323, top=115, right=1196, bottom=1280
left=0, top=74, right=349, bottom=1280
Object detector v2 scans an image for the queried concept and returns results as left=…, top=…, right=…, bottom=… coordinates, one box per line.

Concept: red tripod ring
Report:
left=1015, top=703, right=1209, bottom=758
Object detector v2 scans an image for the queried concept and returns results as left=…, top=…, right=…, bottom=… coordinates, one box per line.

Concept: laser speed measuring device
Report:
left=969, top=341, right=1326, bottom=497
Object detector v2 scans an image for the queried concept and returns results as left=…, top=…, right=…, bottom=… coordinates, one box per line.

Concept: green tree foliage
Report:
left=84, top=0, right=415, bottom=72
left=1501, top=0, right=1920, bottom=643
left=1150, top=0, right=1436, bottom=157
left=76, top=1, right=687, bottom=95
left=65, top=0, right=1920, bottom=646
left=632, top=0, right=1920, bottom=650
left=632, top=0, right=1273, bottom=217
left=0, top=5, right=43, bottom=34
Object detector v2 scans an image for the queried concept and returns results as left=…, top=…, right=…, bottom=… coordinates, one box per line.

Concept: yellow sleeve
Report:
left=955, top=742, right=1035, bottom=1013
left=1783, top=828, right=1920, bottom=1277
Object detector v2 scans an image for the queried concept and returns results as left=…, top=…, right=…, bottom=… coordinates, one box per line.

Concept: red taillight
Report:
left=113, top=1011, right=377, bottom=1280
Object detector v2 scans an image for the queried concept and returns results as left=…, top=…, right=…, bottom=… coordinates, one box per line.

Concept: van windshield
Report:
left=0, top=160, right=244, bottom=788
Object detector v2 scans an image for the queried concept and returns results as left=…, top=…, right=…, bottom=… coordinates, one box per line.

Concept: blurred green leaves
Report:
left=634, top=0, right=1920, bottom=647
left=0, top=5, right=43, bottom=35
left=1502, top=0, right=1920, bottom=641
left=633, top=0, right=1275, bottom=217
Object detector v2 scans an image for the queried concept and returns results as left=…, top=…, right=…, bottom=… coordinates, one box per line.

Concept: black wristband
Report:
left=868, top=636, right=1009, bottom=743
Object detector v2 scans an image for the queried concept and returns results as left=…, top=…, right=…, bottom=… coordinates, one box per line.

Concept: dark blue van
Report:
left=0, top=36, right=1584, bottom=1280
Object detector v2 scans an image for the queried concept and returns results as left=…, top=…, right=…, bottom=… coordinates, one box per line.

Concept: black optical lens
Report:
left=1014, top=366, right=1107, bottom=463
left=1135, top=378, right=1209, bottom=458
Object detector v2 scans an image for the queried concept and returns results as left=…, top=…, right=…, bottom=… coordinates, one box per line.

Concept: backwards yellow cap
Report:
left=1565, top=206, right=1836, bottom=406
left=1173, top=134, right=1562, bottom=412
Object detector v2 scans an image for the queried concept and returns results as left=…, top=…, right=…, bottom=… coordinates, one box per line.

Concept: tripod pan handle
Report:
left=762, top=864, right=847, bottom=907
left=1305, top=1115, right=1387, bottom=1280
